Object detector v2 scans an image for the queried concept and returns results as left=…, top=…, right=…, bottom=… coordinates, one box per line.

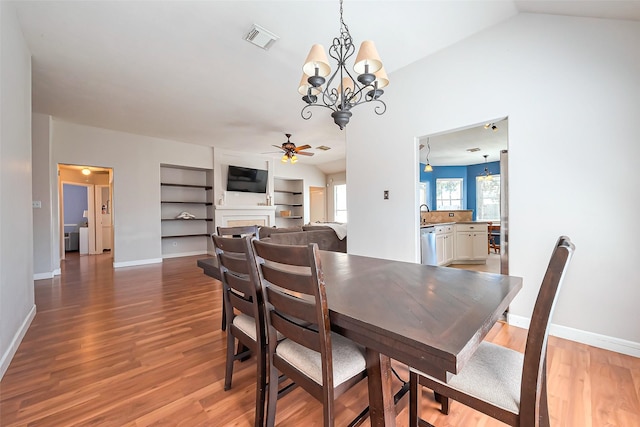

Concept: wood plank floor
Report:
left=1, top=252, right=638, bottom=426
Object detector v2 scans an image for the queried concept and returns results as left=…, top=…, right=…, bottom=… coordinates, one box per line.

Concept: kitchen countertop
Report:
left=421, top=221, right=489, bottom=228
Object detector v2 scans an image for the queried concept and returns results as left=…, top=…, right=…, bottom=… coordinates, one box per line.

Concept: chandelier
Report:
left=298, top=0, right=388, bottom=130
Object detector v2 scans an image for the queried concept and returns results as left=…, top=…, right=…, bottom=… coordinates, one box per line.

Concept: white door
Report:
left=309, top=186, right=326, bottom=223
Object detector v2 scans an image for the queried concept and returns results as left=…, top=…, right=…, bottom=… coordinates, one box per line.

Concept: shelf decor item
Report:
left=280, top=210, right=291, bottom=217
left=175, top=211, right=196, bottom=219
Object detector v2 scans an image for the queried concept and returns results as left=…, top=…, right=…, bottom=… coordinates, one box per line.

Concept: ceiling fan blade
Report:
left=295, top=144, right=312, bottom=152
left=272, top=145, right=286, bottom=152
left=296, top=151, right=314, bottom=156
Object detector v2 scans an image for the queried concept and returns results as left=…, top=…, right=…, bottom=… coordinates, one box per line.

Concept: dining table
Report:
left=197, top=250, right=522, bottom=426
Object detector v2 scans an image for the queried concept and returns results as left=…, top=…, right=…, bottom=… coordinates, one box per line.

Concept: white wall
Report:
left=348, top=14, right=640, bottom=352
left=0, top=2, right=36, bottom=379
left=32, top=113, right=56, bottom=278
left=51, top=120, right=214, bottom=267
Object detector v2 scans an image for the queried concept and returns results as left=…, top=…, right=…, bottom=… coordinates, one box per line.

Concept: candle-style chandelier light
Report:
left=298, top=0, right=388, bottom=130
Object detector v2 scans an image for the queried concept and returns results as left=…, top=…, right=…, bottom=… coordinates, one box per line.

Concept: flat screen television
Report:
left=226, top=165, right=268, bottom=193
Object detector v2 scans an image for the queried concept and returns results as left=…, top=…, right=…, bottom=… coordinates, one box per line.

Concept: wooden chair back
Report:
left=212, top=234, right=267, bottom=426
left=217, top=225, right=259, bottom=238
left=519, top=235, right=575, bottom=425
left=252, top=240, right=333, bottom=399
left=212, top=235, right=265, bottom=342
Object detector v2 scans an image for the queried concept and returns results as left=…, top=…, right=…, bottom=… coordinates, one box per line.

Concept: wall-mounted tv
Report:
left=226, top=165, right=268, bottom=193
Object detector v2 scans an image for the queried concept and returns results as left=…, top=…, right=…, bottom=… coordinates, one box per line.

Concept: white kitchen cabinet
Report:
left=454, top=223, right=489, bottom=263
left=435, top=224, right=455, bottom=266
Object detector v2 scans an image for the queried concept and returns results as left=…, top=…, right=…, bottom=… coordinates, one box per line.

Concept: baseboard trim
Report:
left=113, top=258, right=163, bottom=268
left=162, top=251, right=208, bottom=259
left=0, top=305, right=36, bottom=380
left=33, top=272, right=54, bottom=280
left=53, top=268, right=61, bottom=276
left=508, top=314, right=640, bottom=358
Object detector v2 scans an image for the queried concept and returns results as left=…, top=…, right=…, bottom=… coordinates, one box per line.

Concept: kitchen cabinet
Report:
left=435, top=224, right=454, bottom=266
left=454, top=223, right=489, bottom=262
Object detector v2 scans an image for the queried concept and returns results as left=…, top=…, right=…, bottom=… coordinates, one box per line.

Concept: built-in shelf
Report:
left=161, top=218, right=213, bottom=221
left=160, top=166, right=214, bottom=257
left=161, top=183, right=213, bottom=190
left=161, top=201, right=213, bottom=205
left=161, top=233, right=211, bottom=238
left=274, top=178, right=304, bottom=227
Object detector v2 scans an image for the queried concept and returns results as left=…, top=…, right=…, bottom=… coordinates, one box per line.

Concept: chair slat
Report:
left=266, top=286, right=318, bottom=325
left=219, top=252, right=250, bottom=275
left=261, top=263, right=315, bottom=296
left=270, top=312, right=321, bottom=353
left=225, top=273, right=252, bottom=297
left=253, top=240, right=311, bottom=267
left=229, top=291, right=254, bottom=317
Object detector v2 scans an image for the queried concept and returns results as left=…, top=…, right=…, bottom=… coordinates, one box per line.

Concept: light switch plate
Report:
left=32, top=201, right=42, bottom=208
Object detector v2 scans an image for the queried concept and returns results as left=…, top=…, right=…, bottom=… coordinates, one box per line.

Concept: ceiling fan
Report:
left=273, top=134, right=314, bottom=163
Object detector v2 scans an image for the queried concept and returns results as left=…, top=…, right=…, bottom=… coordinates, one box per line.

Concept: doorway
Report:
left=417, top=118, right=509, bottom=274
left=309, top=186, right=326, bottom=223
left=58, top=164, right=113, bottom=261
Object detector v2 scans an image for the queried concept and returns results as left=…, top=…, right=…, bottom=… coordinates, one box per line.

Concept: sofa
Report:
left=258, top=224, right=347, bottom=253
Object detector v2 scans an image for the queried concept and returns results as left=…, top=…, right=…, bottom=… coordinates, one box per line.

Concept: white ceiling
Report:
left=13, top=1, right=640, bottom=173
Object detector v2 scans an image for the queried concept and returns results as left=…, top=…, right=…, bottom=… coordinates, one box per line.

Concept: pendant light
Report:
left=424, top=138, right=433, bottom=172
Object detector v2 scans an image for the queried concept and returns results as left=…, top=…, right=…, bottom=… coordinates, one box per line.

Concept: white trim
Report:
left=53, top=268, right=61, bottom=276
left=162, top=250, right=208, bottom=259
left=113, top=258, right=162, bottom=268
left=34, top=272, right=54, bottom=280
left=0, top=305, right=36, bottom=380
left=508, top=314, right=640, bottom=358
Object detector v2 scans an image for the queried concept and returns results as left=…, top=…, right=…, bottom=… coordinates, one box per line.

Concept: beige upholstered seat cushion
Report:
left=233, top=313, right=283, bottom=341
left=412, top=341, right=523, bottom=414
left=275, top=333, right=366, bottom=387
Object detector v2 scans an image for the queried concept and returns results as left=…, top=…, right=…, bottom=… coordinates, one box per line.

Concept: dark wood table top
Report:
left=197, top=252, right=521, bottom=378
left=318, top=251, right=521, bottom=379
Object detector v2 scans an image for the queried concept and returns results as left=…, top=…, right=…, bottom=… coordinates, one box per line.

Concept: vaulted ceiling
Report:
left=13, top=1, right=640, bottom=173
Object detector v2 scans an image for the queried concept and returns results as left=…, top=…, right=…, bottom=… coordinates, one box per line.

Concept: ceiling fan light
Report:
left=353, top=40, right=383, bottom=75
left=281, top=154, right=288, bottom=163
left=302, top=44, right=331, bottom=77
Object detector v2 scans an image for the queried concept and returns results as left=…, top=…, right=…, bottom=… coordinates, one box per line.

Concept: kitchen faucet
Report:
left=420, top=204, right=430, bottom=212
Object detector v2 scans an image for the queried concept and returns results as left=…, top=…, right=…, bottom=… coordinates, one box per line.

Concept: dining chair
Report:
left=215, top=225, right=259, bottom=331
left=488, top=222, right=500, bottom=254
left=212, top=235, right=267, bottom=427
left=251, top=239, right=368, bottom=427
left=409, top=236, right=575, bottom=427
left=217, top=225, right=259, bottom=238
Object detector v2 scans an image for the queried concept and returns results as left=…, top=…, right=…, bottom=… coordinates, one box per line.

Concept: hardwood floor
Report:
left=1, top=252, right=638, bottom=426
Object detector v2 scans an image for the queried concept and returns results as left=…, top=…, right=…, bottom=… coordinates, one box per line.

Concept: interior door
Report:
left=309, top=186, right=326, bottom=223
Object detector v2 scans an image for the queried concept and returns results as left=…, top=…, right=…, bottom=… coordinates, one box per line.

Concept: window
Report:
left=419, top=182, right=428, bottom=209
left=436, top=178, right=463, bottom=210
left=476, top=175, right=501, bottom=221
left=334, top=184, right=347, bottom=223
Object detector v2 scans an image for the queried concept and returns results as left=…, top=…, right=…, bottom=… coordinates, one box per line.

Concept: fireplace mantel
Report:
left=214, top=205, right=276, bottom=228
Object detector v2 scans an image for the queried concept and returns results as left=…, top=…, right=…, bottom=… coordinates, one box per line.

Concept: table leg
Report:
left=366, top=348, right=396, bottom=427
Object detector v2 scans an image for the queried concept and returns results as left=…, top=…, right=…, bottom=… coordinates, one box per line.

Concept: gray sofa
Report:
left=258, top=225, right=347, bottom=253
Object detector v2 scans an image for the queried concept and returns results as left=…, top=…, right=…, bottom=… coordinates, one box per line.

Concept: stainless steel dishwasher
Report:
left=420, top=226, right=437, bottom=265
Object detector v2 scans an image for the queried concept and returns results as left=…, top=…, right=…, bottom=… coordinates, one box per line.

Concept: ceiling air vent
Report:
left=466, top=147, right=481, bottom=153
left=244, top=24, right=279, bottom=50
left=316, top=145, right=331, bottom=151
